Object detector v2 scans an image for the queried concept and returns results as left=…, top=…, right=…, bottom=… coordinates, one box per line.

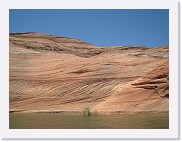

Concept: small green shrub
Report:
left=82, top=106, right=91, bottom=116
left=82, top=106, right=98, bottom=116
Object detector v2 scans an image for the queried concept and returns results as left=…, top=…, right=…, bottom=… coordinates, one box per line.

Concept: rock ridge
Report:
left=9, top=32, right=169, bottom=113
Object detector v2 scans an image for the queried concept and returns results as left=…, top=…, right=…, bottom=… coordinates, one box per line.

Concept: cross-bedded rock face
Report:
left=9, top=32, right=169, bottom=113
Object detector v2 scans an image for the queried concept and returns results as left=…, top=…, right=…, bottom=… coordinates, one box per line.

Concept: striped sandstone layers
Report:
left=9, top=33, right=169, bottom=113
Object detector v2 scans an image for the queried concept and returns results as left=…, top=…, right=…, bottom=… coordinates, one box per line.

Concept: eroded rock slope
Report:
left=9, top=33, right=169, bottom=113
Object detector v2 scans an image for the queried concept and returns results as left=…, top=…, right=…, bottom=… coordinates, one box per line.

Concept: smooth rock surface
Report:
left=9, top=32, right=169, bottom=113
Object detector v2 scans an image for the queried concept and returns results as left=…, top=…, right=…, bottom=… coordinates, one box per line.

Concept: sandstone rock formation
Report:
left=9, top=32, right=169, bottom=113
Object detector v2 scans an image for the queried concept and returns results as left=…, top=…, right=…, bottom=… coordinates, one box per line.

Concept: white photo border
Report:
left=0, top=0, right=179, bottom=139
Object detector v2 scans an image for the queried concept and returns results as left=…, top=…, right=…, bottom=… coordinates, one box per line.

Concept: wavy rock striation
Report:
left=10, top=32, right=169, bottom=113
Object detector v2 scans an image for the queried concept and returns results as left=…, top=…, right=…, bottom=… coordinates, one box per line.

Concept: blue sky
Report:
left=10, top=9, right=169, bottom=48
